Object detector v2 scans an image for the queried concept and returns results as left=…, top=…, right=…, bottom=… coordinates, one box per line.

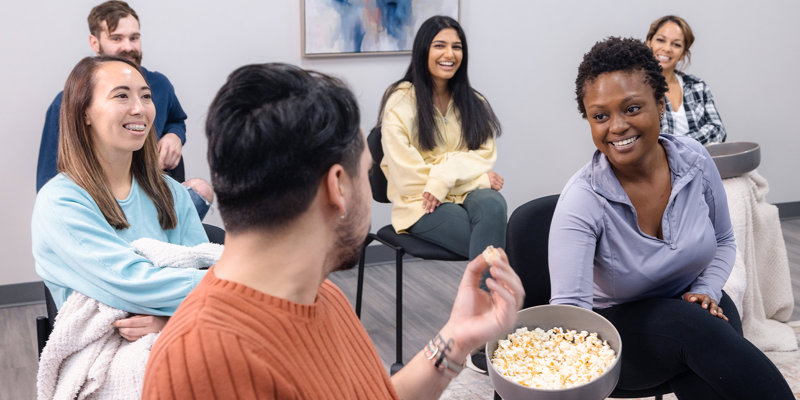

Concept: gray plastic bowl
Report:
left=486, top=305, right=622, bottom=400
left=705, top=142, right=760, bottom=179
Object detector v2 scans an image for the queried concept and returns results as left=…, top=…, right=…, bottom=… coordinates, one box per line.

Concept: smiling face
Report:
left=583, top=70, right=665, bottom=170
left=89, top=15, right=143, bottom=66
left=427, top=28, right=463, bottom=87
left=85, top=61, right=155, bottom=163
left=647, top=21, right=685, bottom=74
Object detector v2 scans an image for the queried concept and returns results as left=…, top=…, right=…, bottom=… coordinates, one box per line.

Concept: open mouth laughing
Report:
left=610, top=136, right=639, bottom=148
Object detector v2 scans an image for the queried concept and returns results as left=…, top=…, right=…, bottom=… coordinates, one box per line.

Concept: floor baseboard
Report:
left=0, top=281, right=45, bottom=309
left=777, top=201, right=800, bottom=220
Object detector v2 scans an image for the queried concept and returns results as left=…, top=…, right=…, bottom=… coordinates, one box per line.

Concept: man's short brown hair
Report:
left=87, top=1, right=139, bottom=38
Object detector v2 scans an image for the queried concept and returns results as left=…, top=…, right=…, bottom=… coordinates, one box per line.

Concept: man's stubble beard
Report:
left=99, top=44, right=142, bottom=66
left=330, top=197, right=369, bottom=274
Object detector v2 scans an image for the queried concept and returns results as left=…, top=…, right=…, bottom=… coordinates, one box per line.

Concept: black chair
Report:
left=165, top=156, right=185, bottom=183
left=356, top=126, right=468, bottom=375
left=202, top=223, right=226, bottom=245
left=36, top=223, right=226, bottom=357
left=36, top=286, right=57, bottom=357
left=503, top=195, right=670, bottom=400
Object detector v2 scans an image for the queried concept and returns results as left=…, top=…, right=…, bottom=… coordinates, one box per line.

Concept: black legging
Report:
left=595, top=292, right=793, bottom=399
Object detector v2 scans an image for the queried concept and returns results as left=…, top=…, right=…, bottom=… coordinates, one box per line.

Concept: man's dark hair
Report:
left=88, top=0, right=139, bottom=38
left=206, top=63, right=364, bottom=232
left=575, top=37, right=668, bottom=118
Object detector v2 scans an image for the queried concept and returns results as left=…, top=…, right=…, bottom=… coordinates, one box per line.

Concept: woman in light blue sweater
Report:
left=32, top=55, right=208, bottom=341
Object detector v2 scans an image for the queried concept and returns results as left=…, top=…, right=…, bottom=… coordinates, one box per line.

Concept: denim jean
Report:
left=186, top=187, right=210, bottom=220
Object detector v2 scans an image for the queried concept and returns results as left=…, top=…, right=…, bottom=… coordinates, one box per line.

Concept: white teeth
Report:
left=657, top=55, right=670, bottom=62
left=612, top=136, right=638, bottom=147
left=439, top=61, right=454, bottom=66
left=123, top=123, right=146, bottom=131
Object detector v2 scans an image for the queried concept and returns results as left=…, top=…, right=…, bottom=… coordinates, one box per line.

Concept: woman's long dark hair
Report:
left=378, top=15, right=501, bottom=151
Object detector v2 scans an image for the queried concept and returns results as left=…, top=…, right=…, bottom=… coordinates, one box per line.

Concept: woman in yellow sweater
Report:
left=378, top=15, right=506, bottom=263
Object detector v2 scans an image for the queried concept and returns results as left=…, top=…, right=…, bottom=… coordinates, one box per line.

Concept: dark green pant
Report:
left=407, top=189, right=507, bottom=259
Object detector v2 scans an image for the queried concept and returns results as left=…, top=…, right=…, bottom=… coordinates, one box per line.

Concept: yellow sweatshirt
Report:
left=380, top=82, right=497, bottom=232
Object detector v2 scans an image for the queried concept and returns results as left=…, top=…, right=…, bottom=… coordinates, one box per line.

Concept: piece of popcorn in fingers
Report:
left=482, top=245, right=501, bottom=266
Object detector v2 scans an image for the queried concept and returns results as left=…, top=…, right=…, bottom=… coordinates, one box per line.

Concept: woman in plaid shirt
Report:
left=646, top=15, right=727, bottom=144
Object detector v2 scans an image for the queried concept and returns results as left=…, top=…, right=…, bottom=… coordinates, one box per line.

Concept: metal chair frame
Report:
left=355, top=126, right=467, bottom=375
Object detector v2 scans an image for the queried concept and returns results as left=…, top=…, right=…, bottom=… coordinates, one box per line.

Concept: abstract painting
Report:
left=302, top=0, right=460, bottom=57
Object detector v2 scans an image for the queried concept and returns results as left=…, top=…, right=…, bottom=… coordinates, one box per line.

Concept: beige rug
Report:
left=441, top=321, right=800, bottom=399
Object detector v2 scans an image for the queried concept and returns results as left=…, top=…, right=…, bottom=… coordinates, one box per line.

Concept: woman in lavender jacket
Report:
left=548, top=37, right=792, bottom=399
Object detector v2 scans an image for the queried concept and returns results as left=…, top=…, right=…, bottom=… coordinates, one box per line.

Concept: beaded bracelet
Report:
left=423, top=334, right=464, bottom=377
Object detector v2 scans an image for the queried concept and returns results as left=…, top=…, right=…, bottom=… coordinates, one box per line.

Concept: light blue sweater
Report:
left=549, top=135, right=736, bottom=309
left=32, top=174, right=208, bottom=315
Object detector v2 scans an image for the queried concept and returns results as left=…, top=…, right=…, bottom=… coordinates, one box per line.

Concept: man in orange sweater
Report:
left=143, top=63, right=525, bottom=399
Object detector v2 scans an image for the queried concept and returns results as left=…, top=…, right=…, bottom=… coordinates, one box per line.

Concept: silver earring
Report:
left=660, top=112, right=664, bottom=121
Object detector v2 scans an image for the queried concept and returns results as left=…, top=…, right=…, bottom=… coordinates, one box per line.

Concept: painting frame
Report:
left=301, top=0, right=461, bottom=58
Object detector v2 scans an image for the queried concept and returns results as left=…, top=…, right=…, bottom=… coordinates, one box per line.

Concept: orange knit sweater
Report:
left=142, top=267, right=398, bottom=399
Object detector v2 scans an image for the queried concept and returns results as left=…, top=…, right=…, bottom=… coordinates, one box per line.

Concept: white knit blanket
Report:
left=721, top=170, right=797, bottom=351
left=36, top=239, right=223, bottom=400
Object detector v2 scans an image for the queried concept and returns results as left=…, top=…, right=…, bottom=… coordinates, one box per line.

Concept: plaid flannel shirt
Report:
left=661, top=72, right=727, bottom=144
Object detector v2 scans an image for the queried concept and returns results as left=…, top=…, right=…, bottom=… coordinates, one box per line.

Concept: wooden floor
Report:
left=3, top=219, right=800, bottom=399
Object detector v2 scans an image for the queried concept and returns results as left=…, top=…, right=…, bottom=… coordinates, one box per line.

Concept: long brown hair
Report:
left=57, top=55, right=176, bottom=230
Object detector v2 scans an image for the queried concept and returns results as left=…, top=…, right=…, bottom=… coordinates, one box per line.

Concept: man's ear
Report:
left=89, top=34, right=101, bottom=55
left=324, top=164, right=347, bottom=218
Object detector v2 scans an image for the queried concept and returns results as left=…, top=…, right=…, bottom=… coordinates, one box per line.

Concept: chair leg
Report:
left=390, top=247, right=404, bottom=375
left=36, top=316, right=51, bottom=358
left=355, top=234, right=376, bottom=319
left=355, top=241, right=368, bottom=319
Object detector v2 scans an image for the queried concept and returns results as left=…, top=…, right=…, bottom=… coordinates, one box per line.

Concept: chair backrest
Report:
left=202, top=223, right=226, bottom=245
left=367, top=126, right=390, bottom=204
left=505, top=194, right=560, bottom=309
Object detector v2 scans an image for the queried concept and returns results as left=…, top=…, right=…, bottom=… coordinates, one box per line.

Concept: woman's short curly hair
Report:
left=575, top=37, right=667, bottom=118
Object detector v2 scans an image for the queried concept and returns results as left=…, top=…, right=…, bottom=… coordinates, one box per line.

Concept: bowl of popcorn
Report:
left=486, top=305, right=622, bottom=400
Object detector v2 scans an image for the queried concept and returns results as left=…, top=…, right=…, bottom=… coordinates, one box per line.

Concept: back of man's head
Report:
left=88, top=0, right=138, bottom=38
left=206, top=63, right=364, bottom=233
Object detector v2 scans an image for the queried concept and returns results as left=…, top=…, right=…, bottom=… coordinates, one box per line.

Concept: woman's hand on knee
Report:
left=682, top=292, right=728, bottom=321
left=422, top=192, right=441, bottom=214
left=488, top=172, right=504, bottom=191
left=113, top=314, right=170, bottom=342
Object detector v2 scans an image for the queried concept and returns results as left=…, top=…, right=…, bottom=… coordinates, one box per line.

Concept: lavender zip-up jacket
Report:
left=549, top=134, right=735, bottom=309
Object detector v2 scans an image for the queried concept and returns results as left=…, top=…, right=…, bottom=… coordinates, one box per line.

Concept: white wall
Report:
left=2, top=0, right=799, bottom=286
